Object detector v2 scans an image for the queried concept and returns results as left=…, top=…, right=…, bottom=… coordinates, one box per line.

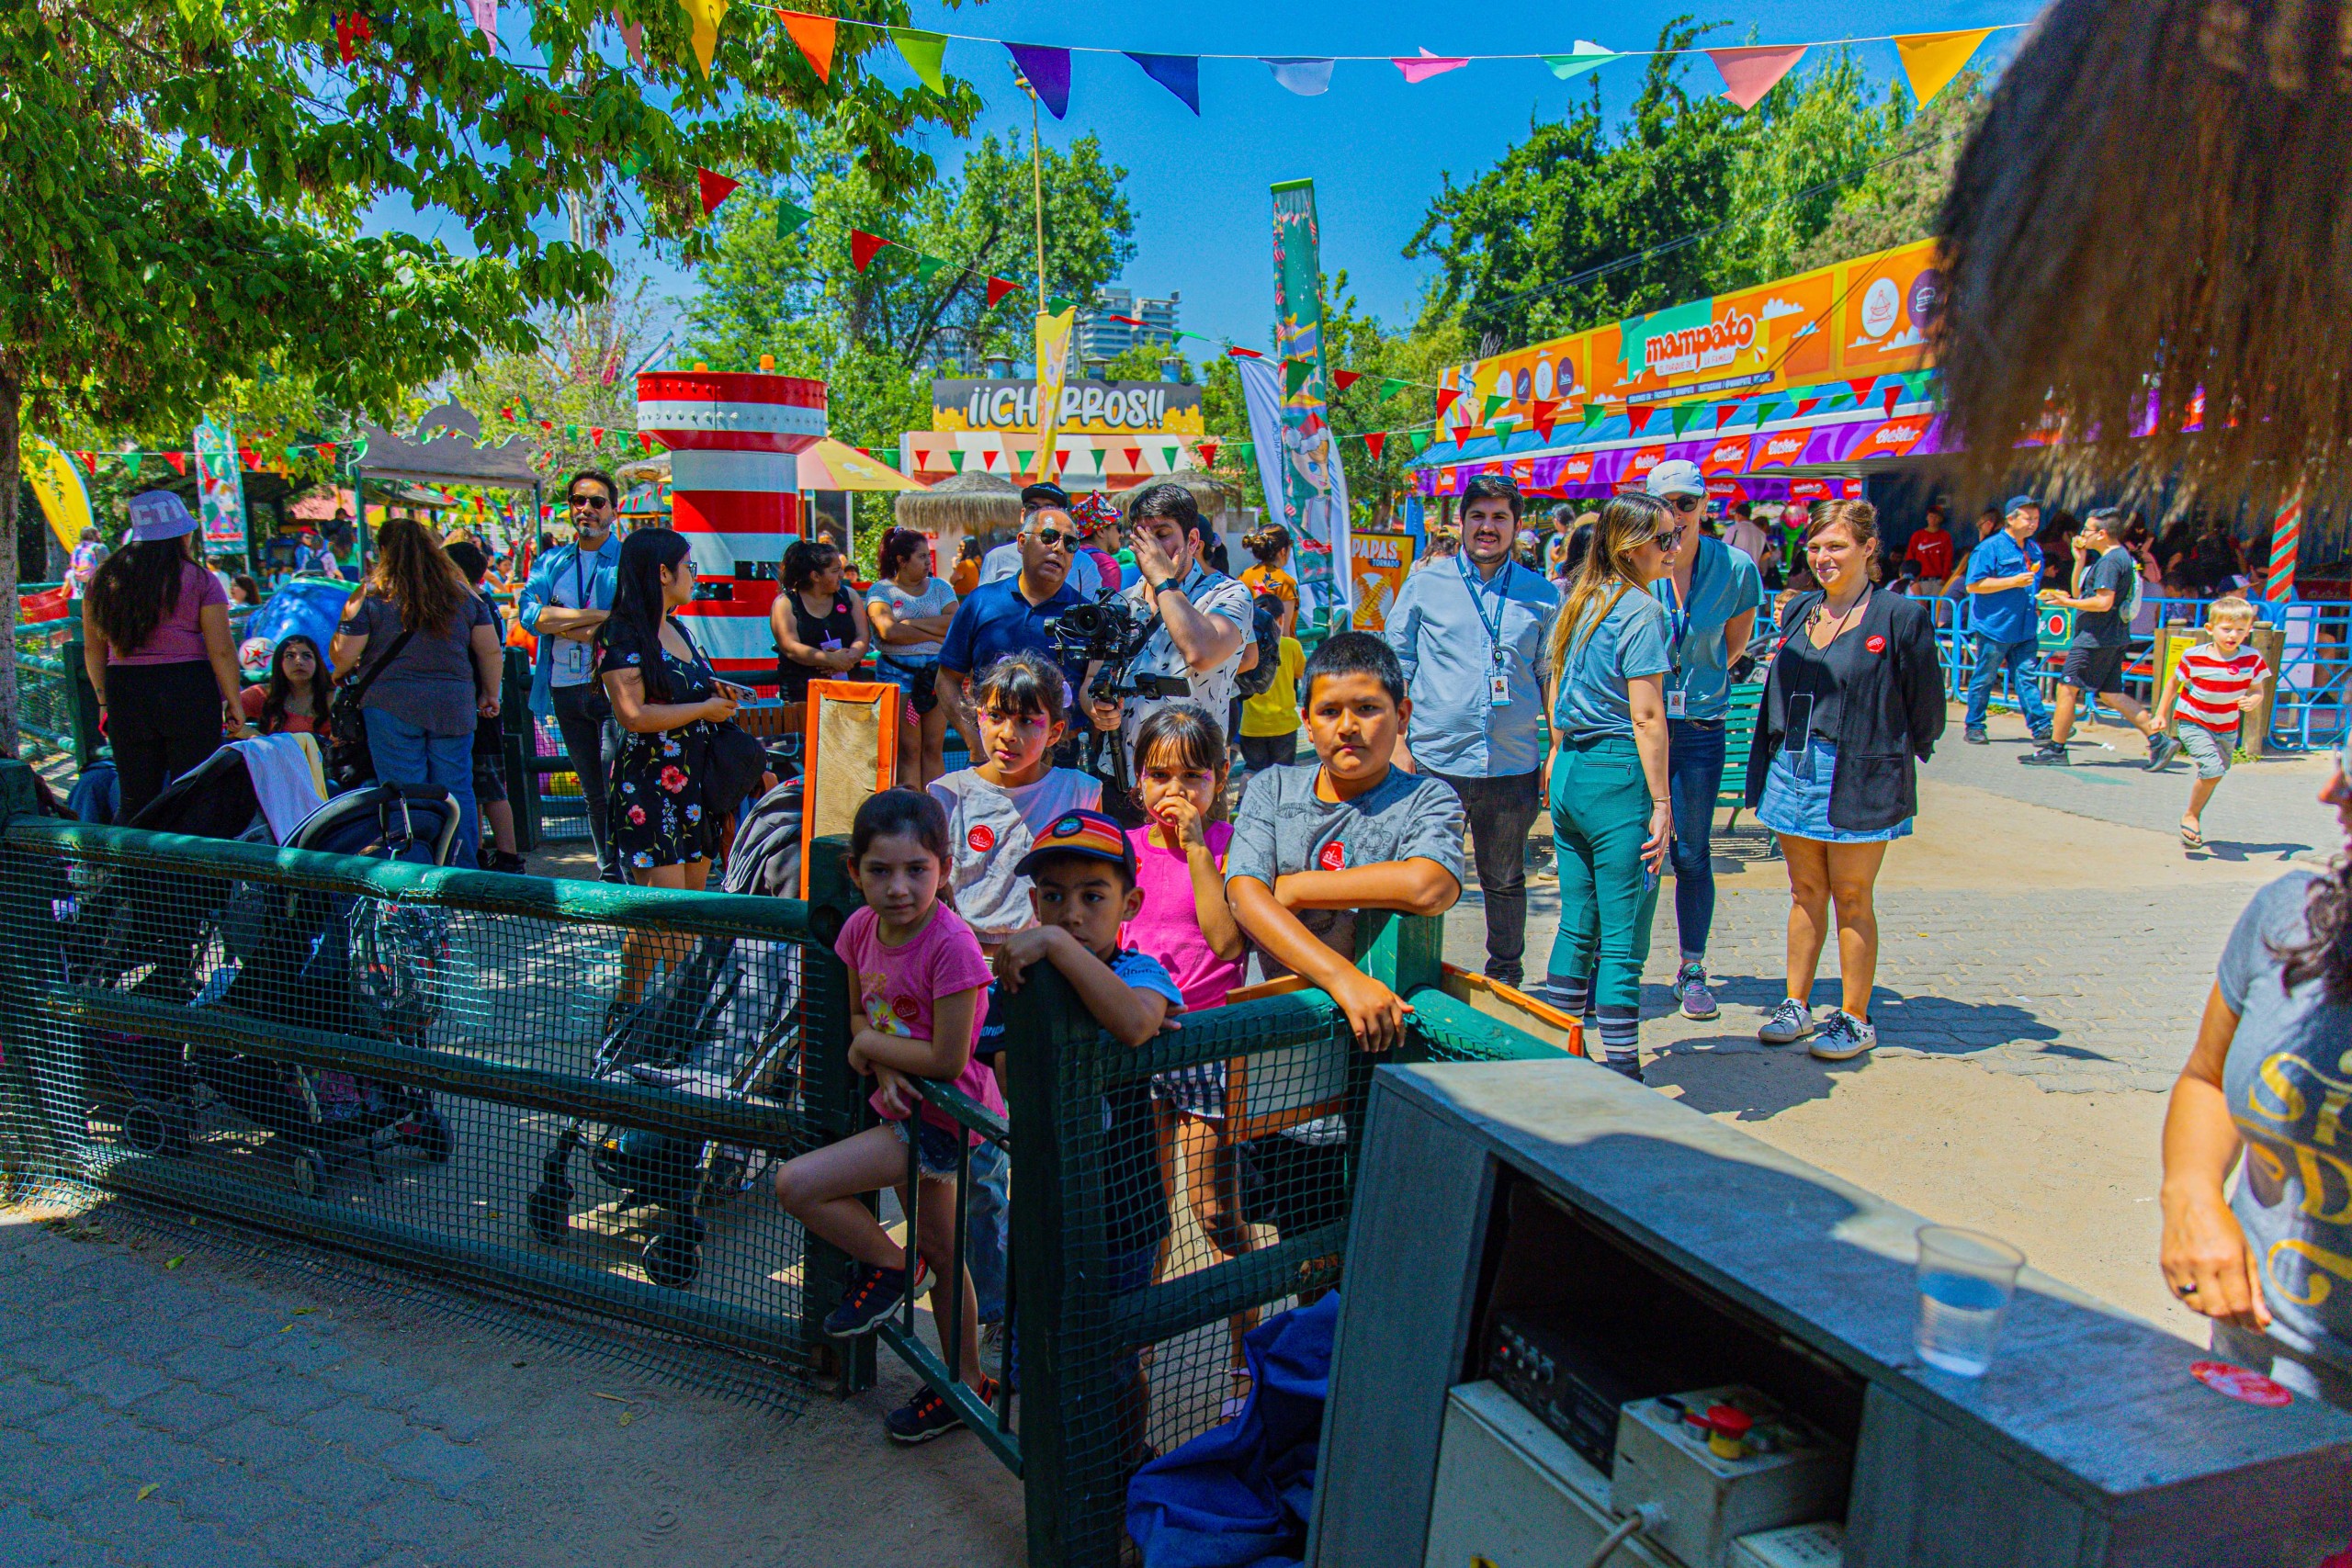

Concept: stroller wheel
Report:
left=410, top=1106, right=453, bottom=1165
left=291, top=1147, right=323, bottom=1201
left=121, top=1103, right=170, bottom=1157
left=642, top=1220, right=703, bottom=1290
left=528, top=1180, right=572, bottom=1246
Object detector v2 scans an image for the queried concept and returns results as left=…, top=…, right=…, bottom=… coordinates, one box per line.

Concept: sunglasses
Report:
left=1027, top=528, right=1076, bottom=550
left=1649, top=525, right=1688, bottom=550
left=1666, top=495, right=1704, bottom=513
left=568, top=494, right=612, bottom=510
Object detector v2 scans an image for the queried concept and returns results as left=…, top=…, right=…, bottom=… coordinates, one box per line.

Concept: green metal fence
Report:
left=14, top=620, right=100, bottom=768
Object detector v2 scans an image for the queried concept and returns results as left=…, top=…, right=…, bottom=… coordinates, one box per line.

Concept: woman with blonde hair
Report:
left=1746, top=499, right=1945, bottom=1062
left=1537, top=491, right=1682, bottom=1079
left=331, top=515, right=503, bottom=864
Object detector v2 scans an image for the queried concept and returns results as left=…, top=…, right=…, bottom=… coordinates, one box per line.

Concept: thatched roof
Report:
left=892, top=471, right=1021, bottom=535
left=1111, top=469, right=1239, bottom=516
left=1929, top=0, right=2352, bottom=509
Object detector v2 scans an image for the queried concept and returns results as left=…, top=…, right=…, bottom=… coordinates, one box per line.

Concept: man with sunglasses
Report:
left=1382, top=473, right=1560, bottom=989
left=935, top=504, right=1090, bottom=761
left=978, top=482, right=1102, bottom=597
left=517, top=468, right=626, bottom=881
left=1645, top=459, right=1762, bottom=1020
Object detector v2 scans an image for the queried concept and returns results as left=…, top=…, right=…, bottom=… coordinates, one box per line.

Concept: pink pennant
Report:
left=1707, top=45, right=1805, bottom=109
left=617, top=15, right=644, bottom=64
left=1392, top=48, right=1470, bottom=85
left=469, top=0, right=497, bottom=49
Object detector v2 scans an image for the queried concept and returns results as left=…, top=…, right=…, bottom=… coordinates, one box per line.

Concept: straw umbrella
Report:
left=892, top=471, right=1021, bottom=567
left=1929, top=0, right=2352, bottom=510
left=1110, top=469, right=1239, bottom=518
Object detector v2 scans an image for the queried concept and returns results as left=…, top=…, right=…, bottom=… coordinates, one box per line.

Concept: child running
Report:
left=928, top=650, right=1101, bottom=952
left=770, top=789, right=1006, bottom=1445
left=2152, top=595, right=2272, bottom=852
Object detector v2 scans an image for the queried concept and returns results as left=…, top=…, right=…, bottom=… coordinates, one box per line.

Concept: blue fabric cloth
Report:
left=1650, top=536, right=1764, bottom=723
left=1128, top=1292, right=1339, bottom=1568
left=1756, top=737, right=1913, bottom=844
left=1963, top=634, right=2053, bottom=734
left=244, top=579, right=357, bottom=679
left=515, top=533, right=622, bottom=718
left=935, top=575, right=1088, bottom=686
left=363, top=706, right=479, bottom=865
left=1382, top=557, right=1559, bottom=775
left=1549, top=590, right=1674, bottom=743
left=1962, top=532, right=2043, bottom=644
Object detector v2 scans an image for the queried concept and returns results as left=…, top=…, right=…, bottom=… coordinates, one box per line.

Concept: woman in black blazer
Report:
left=1744, top=499, right=1946, bottom=1063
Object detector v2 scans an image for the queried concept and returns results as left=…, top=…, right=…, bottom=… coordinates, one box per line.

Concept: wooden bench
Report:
left=1714, top=679, right=1766, bottom=831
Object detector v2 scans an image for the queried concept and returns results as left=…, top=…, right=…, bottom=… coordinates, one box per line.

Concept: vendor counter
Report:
left=1310, top=1059, right=2352, bottom=1568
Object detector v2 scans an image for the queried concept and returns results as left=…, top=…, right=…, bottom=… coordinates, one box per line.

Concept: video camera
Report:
left=1050, top=591, right=1188, bottom=798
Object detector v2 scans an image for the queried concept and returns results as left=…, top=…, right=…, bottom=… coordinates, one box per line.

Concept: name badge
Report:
left=1489, top=672, right=1511, bottom=708
left=554, top=640, right=591, bottom=682
left=1668, top=688, right=1688, bottom=718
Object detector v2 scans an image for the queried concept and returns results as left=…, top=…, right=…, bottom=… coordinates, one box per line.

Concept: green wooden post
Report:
left=501, top=647, right=537, bottom=852
left=798, top=834, right=876, bottom=1393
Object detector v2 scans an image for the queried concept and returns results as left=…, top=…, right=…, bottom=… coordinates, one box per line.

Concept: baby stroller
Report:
left=528, top=784, right=805, bottom=1289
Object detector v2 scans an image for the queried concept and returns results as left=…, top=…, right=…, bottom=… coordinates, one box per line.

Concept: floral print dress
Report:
left=597, top=615, right=721, bottom=871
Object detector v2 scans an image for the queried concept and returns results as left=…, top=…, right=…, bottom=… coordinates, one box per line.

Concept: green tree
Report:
left=1099, top=341, right=1193, bottom=384
left=1, top=0, right=967, bottom=753
left=452, top=265, right=666, bottom=479
left=1792, top=72, right=1990, bottom=272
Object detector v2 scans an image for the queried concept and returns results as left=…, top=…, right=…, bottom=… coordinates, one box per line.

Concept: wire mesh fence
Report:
left=15, top=619, right=90, bottom=765
left=0, top=807, right=842, bottom=1391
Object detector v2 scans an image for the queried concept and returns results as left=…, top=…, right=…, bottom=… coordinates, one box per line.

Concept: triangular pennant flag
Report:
left=1261, top=57, right=1334, bottom=96
left=915, top=254, right=946, bottom=284
left=1394, top=48, right=1470, bottom=85
left=1530, top=399, right=1559, bottom=424
left=564, top=424, right=580, bottom=442
left=1120, top=445, right=1141, bottom=468
left=123, top=453, right=143, bottom=479
left=1894, top=28, right=1994, bottom=107
left=1532, top=414, right=1557, bottom=444
left=1846, top=377, right=1876, bottom=403
left=948, top=447, right=967, bottom=472
left=591, top=427, right=607, bottom=447
left=1331, top=370, right=1362, bottom=390
left=1627, top=407, right=1654, bottom=434
left=1544, top=41, right=1623, bottom=81
left=164, top=451, right=187, bottom=475
left=1752, top=400, right=1781, bottom=424
left=695, top=168, right=741, bottom=217
left=1004, top=42, right=1071, bottom=118
left=316, top=443, right=335, bottom=460
left=334, top=10, right=372, bottom=62
left=775, top=199, right=812, bottom=238
left=1363, top=432, right=1387, bottom=460
left=1126, top=52, right=1200, bottom=114
left=1433, top=387, right=1461, bottom=418
left=679, top=0, right=726, bottom=77
left=986, top=276, right=1020, bottom=307
left=1046, top=294, right=1073, bottom=314
left=1793, top=398, right=1820, bottom=419
left=238, top=446, right=257, bottom=469
left=1408, top=428, right=1433, bottom=454
left=1670, top=403, right=1702, bottom=434
left=1375, top=377, right=1408, bottom=400
left=1883, top=388, right=1901, bottom=417
left=469, top=0, right=496, bottom=49
left=1196, top=439, right=1220, bottom=467
left=1714, top=405, right=1738, bottom=431
left=849, top=230, right=889, bottom=272
left=1481, top=394, right=1510, bottom=421
left=1227, top=345, right=1263, bottom=359
left=1228, top=442, right=1253, bottom=466
left=1160, top=443, right=1182, bottom=468
left=639, top=432, right=656, bottom=451
left=1581, top=403, right=1608, bottom=428
left=617, top=15, right=644, bottom=65
left=777, top=9, right=834, bottom=82
left=1284, top=359, right=1314, bottom=396
left=1707, top=45, right=1806, bottom=110
left=891, top=28, right=947, bottom=94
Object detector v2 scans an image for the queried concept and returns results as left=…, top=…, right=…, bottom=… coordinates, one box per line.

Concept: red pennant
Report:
left=590, top=426, right=606, bottom=447
left=1331, top=370, right=1361, bottom=390
left=1227, top=346, right=1263, bottom=359
left=1363, top=432, right=1387, bottom=460
left=1714, top=406, right=1737, bottom=431
left=695, top=169, right=741, bottom=217
left=76, top=451, right=97, bottom=474
left=1433, top=387, right=1460, bottom=418
left=847, top=231, right=889, bottom=272
left=1532, top=415, right=1557, bottom=444
left=1794, top=398, right=1820, bottom=419
left=1627, top=407, right=1655, bottom=434
left=315, top=443, right=334, bottom=461
left=238, top=446, right=258, bottom=469
left=1121, top=445, right=1142, bottom=468
left=1847, top=377, right=1876, bottom=403
left=1196, top=440, right=1220, bottom=466
left=639, top=432, right=656, bottom=451
left=1882, top=388, right=1901, bottom=416
left=985, top=276, right=1020, bottom=307
left=334, top=10, right=371, bottom=62
left=163, top=451, right=188, bottom=475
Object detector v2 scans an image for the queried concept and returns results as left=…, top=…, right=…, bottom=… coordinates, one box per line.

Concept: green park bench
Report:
left=1715, top=679, right=1767, bottom=832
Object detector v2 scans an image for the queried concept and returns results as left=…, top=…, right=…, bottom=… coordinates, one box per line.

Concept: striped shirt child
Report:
left=2175, top=642, right=2267, bottom=731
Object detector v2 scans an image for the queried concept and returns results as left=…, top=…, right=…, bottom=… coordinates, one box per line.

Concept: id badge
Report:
left=554, top=639, right=590, bottom=682
left=1668, top=688, right=1688, bottom=719
left=1489, top=672, right=1511, bottom=708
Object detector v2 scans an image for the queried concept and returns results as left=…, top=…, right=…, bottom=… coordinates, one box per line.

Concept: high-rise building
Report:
left=1076, top=287, right=1182, bottom=365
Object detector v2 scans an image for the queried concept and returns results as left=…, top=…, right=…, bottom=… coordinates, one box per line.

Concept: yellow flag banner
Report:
left=1895, top=28, right=1995, bottom=107
left=25, top=435, right=92, bottom=552
left=1033, top=304, right=1077, bottom=482
left=680, top=0, right=728, bottom=76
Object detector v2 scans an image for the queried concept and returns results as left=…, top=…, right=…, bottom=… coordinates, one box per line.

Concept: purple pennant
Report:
left=1125, top=52, right=1200, bottom=113
left=1004, top=41, right=1071, bottom=118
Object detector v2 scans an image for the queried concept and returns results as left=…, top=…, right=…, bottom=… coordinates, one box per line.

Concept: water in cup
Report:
left=1913, top=1225, right=2025, bottom=1378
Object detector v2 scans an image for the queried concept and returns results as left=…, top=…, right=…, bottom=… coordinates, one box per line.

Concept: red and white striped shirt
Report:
left=2175, top=642, right=2267, bottom=730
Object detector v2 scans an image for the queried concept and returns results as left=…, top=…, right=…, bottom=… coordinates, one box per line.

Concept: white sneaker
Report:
left=1809, top=1010, right=1877, bottom=1061
left=1758, top=998, right=1815, bottom=1044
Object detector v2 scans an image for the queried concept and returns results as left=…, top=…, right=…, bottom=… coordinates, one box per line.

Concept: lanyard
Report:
left=1455, top=554, right=1514, bottom=666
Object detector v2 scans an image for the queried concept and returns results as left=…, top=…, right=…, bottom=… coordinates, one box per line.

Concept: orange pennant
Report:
left=779, top=9, right=835, bottom=82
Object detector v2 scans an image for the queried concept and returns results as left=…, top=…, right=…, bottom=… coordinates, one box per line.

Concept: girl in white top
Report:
left=866, top=527, right=960, bottom=788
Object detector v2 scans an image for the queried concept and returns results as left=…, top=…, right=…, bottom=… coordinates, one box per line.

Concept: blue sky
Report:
left=368, top=0, right=2030, bottom=372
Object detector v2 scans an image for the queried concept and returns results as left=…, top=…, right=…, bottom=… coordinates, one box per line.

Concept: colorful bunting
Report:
left=1262, top=57, right=1334, bottom=96
left=1883, top=388, right=1901, bottom=416
left=1707, top=44, right=1806, bottom=109
left=1845, top=377, right=1876, bottom=403
left=1433, top=386, right=1460, bottom=418
left=590, top=426, right=607, bottom=447
left=1408, top=429, right=1433, bottom=454
left=1394, top=48, right=1470, bottom=85
left=1670, top=404, right=1702, bottom=434
left=986, top=276, right=1021, bottom=307
left=1227, top=346, right=1263, bottom=359
left=1284, top=359, right=1314, bottom=396
left=776, top=199, right=813, bottom=238
left=468, top=0, right=496, bottom=48
left=1046, top=294, right=1073, bottom=314
left=334, top=10, right=372, bottom=62
left=1363, top=432, right=1387, bottom=460
left=1895, top=28, right=1994, bottom=107
left=695, top=168, right=741, bottom=216
left=1627, top=407, right=1654, bottom=434
left=1481, top=393, right=1510, bottom=421
left=1196, top=440, right=1220, bottom=467
left=1331, top=370, right=1362, bottom=390
left=1544, top=41, right=1623, bottom=80
left=850, top=230, right=888, bottom=271
left=892, top=28, right=947, bottom=93
left=1793, top=397, right=1820, bottom=419
left=617, top=15, right=645, bottom=65
left=164, top=451, right=187, bottom=475
left=1005, top=42, right=1071, bottom=118
left=122, top=453, right=142, bottom=479
left=1714, top=406, right=1738, bottom=431
left=916, top=254, right=947, bottom=284
left=1375, top=377, right=1408, bottom=400
left=1227, top=441, right=1253, bottom=466
left=777, top=8, right=835, bottom=81
left=1127, top=52, right=1201, bottom=113
left=680, top=0, right=726, bottom=77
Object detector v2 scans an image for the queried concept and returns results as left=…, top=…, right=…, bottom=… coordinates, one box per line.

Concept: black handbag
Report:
left=326, top=626, right=417, bottom=792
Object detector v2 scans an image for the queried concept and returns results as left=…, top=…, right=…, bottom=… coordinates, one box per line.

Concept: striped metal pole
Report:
left=2267, top=491, right=2302, bottom=602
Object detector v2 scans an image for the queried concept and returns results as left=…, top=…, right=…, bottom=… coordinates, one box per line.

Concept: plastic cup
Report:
left=1914, top=1225, right=2025, bottom=1377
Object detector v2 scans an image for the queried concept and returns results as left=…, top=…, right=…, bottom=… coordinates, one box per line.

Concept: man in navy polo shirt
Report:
left=1962, top=493, right=2053, bottom=745
left=935, top=508, right=1087, bottom=761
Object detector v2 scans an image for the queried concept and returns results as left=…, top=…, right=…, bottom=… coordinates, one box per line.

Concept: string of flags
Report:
left=720, top=5, right=2018, bottom=119
left=58, top=441, right=356, bottom=479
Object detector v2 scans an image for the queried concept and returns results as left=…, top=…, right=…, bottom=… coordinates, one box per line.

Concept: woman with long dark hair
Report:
left=865, top=527, right=958, bottom=788
left=2160, top=741, right=2352, bottom=1405
left=82, top=491, right=252, bottom=819
left=597, top=527, right=741, bottom=890
left=771, top=537, right=870, bottom=703
left=331, top=516, right=502, bottom=863
left=240, top=635, right=328, bottom=736
left=1239, top=523, right=1298, bottom=637
left=1538, top=491, right=1680, bottom=1080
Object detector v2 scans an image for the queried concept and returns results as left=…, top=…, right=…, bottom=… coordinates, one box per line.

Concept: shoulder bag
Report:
left=326, top=615, right=418, bottom=792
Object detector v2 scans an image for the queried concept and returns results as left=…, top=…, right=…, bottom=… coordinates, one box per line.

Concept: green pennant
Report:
left=565, top=423, right=580, bottom=442
left=1283, top=359, right=1313, bottom=396
left=948, top=447, right=967, bottom=472
left=123, top=452, right=143, bottom=479
left=1045, top=295, right=1072, bottom=315
left=1580, top=404, right=1606, bottom=428
left=618, top=150, right=644, bottom=177
left=1408, top=428, right=1434, bottom=454
left=1481, top=394, right=1510, bottom=422
left=1228, top=441, right=1252, bottom=466
left=890, top=28, right=948, bottom=93
left=776, top=200, right=813, bottom=239
left=1751, top=400, right=1781, bottom=425
left=1670, top=404, right=1701, bottom=434
left=1375, top=377, right=1408, bottom=400
left=916, top=254, right=946, bottom=284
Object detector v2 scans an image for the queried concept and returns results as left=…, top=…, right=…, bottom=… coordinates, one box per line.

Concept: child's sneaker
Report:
left=1809, top=1010, right=1877, bottom=1062
left=1758, top=998, right=1816, bottom=1044
left=1674, top=962, right=1719, bottom=1020
left=2145, top=733, right=2183, bottom=772
left=823, top=1258, right=933, bottom=1338
left=885, top=1378, right=996, bottom=1445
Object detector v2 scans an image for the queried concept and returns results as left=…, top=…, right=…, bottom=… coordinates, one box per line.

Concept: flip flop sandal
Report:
left=2180, top=824, right=2207, bottom=851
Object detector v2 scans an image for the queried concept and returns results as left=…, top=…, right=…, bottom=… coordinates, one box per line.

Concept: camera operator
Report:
left=1082, top=483, right=1252, bottom=803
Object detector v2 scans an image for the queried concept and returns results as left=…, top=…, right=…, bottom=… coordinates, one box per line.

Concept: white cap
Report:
left=1645, top=459, right=1704, bottom=499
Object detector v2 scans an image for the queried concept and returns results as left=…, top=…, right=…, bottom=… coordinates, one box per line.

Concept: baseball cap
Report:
left=1012, top=807, right=1136, bottom=880
left=1645, top=459, right=1705, bottom=499
left=128, top=490, right=198, bottom=542
left=2004, top=493, right=2041, bottom=515
left=1021, top=482, right=1072, bottom=513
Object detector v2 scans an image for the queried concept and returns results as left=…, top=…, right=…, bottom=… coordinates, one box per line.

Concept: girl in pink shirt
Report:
left=771, top=789, right=1003, bottom=1440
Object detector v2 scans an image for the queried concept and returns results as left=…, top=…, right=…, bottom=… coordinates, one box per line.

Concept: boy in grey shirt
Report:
left=1227, top=633, right=1466, bottom=1049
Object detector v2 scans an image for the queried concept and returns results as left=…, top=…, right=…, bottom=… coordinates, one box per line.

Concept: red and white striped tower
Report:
left=635, top=369, right=828, bottom=677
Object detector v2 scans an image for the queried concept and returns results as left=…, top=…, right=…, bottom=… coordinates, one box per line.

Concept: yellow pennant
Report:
left=25, top=435, right=92, bottom=552
left=1894, top=28, right=1995, bottom=108
left=680, top=0, right=727, bottom=77
left=1032, top=305, right=1077, bottom=483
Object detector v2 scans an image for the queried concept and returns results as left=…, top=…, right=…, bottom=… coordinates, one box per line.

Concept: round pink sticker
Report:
left=2190, top=1359, right=2293, bottom=1407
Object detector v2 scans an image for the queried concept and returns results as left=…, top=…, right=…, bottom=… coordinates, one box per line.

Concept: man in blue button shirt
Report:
left=1962, top=494, right=2053, bottom=745
left=516, top=468, right=624, bottom=880
left=1385, top=474, right=1560, bottom=987
left=935, top=508, right=1087, bottom=762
